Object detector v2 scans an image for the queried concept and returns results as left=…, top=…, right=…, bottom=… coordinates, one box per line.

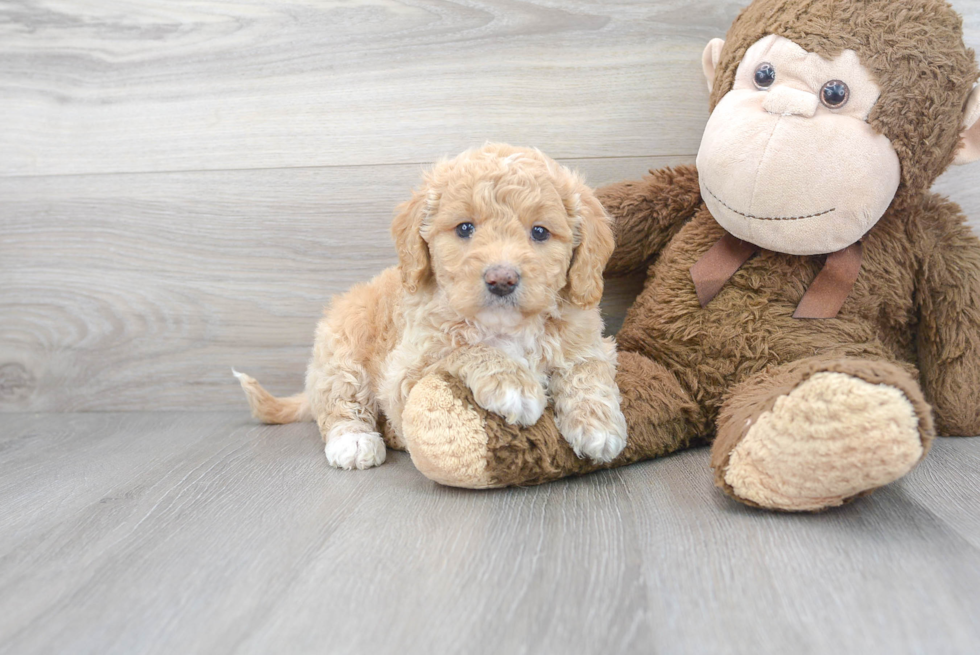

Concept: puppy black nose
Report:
left=484, top=265, right=520, bottom=297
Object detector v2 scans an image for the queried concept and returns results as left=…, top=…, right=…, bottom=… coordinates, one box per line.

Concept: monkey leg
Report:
left=400, top=351, right=704, bottom=488
left=711, top=356, right=936, bottom=511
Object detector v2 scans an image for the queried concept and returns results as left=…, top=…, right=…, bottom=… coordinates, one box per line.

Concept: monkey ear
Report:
left=702, top=38, right=726, bottom=94
left=391, top=189, right=434, bottom=293
left=953, top=85, right=980, bottom=166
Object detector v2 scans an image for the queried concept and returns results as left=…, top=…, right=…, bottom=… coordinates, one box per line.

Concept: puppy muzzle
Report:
left=484, top=265, right=520, bottom=297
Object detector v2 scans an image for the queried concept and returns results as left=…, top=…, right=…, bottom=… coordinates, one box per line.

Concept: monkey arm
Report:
left=915, top=203, right=980, bottom=436
left=597, top=164, right=703, bottom=277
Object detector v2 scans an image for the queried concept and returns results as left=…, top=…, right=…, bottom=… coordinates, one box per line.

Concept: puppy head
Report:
left=391, top=143, right=614, bottom=322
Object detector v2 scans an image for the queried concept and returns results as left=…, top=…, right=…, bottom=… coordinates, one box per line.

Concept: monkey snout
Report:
left=484, top=265, right=521, bottom=297
left=762, top=86, right=819, bottom=118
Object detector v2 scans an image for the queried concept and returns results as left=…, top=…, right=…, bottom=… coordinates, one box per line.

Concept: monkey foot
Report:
left=722, top=372, right=925, bottom=511
left=401, top=373, right=499, bottom=488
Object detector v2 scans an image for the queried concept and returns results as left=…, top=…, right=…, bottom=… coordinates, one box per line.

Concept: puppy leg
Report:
left=306, top=331, right=386, bottom=471
left=551, top=357, right=628, bottom=463
left=438, top=345, right=547, bottom=426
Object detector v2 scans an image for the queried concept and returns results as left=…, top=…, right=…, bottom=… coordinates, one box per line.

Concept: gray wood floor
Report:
left=1, top=413, right=979, bottom=655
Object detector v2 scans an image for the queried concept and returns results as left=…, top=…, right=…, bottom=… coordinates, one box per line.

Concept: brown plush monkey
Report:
left=400, top=0, right=980, bottom=511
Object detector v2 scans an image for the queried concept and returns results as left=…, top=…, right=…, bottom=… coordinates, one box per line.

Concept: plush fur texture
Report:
left=723, top=372, right=923, bottom=511
left=400, top=0, right=980, bottom=511
left=237, top=143, right=628, bottom=470
left=404, top=352, right=703, bottom=487
left=402, top=374, right=495, bottom=487
left=711, top=357, right=935, bottom=510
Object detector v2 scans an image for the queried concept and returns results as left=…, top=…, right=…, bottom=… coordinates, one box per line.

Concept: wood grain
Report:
left=0, top=412, right=978, bottom=654
left=0, top=0, right=740, bottom=177
left=2, top=0, right=972, bottom=178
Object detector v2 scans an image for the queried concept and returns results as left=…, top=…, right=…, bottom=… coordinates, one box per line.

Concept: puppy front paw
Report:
left=556, top=397, right=628, bottom=463
left=324, top=431, right=387, bottom=470
left=468, top=369, right=547, bottom=426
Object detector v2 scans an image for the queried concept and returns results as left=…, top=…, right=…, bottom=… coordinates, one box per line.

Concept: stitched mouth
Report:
left=705, top=185, right=835, bottom=222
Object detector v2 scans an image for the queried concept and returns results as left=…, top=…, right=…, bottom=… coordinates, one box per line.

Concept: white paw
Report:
left=324, top=432, right=387, bottom=470
left=472, top=381, right=547, bottom=426
left=557, top=402, right=628, bottom=463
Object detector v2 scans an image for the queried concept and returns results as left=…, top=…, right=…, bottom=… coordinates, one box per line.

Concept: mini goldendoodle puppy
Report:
left=235, top=143, right=627, bottom=470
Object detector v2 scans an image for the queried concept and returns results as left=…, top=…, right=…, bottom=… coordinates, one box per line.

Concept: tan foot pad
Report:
left=725, top=372, right=924, bottom=511
left=401, top=375, right=497, bottom=489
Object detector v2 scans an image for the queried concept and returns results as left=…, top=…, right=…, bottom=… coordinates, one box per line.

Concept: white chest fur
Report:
left=377, top=304, right=554, bottom=440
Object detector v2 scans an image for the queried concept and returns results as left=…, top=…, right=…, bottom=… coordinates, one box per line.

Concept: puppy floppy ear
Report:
left=564, top=184, right=615, bottom=309
left=391, top=188, right=436, bottom=293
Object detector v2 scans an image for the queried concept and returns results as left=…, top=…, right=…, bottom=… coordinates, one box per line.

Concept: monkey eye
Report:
left=821, top=80, right=850, bottom=108
left=754, top=62, right=776, bottom=89
left=455, top=222, right=475, bottom=239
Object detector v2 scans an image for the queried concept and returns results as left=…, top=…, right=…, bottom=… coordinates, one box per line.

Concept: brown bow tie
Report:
left=689, top=233, right=863, bottom=319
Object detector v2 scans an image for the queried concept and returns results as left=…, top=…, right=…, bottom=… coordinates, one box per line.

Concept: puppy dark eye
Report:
left=821, top=80, right=849, bottom=108
left=455, top=222, right=475, bottom=239
left=530, top=226, right=550, bottom=242
left=754, top=62, right=776, bottom=89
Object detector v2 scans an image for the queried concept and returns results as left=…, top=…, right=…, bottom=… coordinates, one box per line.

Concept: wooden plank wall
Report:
left=2, top=0, right=978, bottom=413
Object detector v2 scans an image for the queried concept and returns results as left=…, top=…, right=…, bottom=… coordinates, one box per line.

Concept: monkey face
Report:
left=696, top=35, right=902, bottom=256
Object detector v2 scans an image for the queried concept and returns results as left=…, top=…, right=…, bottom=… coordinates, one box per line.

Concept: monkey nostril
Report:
left=484, top=266, right=520, bottom=297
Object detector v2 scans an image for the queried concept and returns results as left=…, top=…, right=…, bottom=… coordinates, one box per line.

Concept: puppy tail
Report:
left=232, top=368, right=313, bottom=424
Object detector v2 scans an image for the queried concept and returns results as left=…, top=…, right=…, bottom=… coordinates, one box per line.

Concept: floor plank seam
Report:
left=0, top=154, right=700, bottom=181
